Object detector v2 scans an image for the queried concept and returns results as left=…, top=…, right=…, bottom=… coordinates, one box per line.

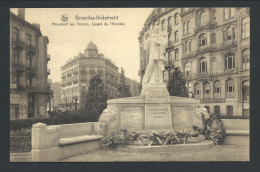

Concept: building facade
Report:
left=139, top=8, right=250, bottom=117
left=61, top=41, right=120, bottom=110
left=10, top=9, right=52, bottom=120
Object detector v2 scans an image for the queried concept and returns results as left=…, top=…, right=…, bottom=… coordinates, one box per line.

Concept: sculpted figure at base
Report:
left=142, top=25, right=167, bottom=85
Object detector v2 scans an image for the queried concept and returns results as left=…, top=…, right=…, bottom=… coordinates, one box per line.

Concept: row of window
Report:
left=13, top=28, right=33, bottom=46
left=166, top=18, right=249, bottom=50
left=183, top=49, right=250, bottom=75
left=204, top=105, right=234, bottom=116
left=187, top=79, right=249, bottom=101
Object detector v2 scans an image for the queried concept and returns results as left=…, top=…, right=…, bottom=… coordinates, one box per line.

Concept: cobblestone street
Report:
left=61, top=145, right=249, bottom=162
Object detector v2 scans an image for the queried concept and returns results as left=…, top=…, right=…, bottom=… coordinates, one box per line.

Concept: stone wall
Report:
left=31, top=122, right=105, bottom=161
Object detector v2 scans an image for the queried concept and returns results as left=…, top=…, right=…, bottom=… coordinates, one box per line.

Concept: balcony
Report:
left=25, top=44, right=37, bottom=55
left=26, top=86, right=38, bottom=93
left=67, top=81, right=72, bottom=85
left=47, top=54, right=50, bottom=61
left=47, top=69, right=50, bottom=75
left=67, top=72, right=72, bottom=77
left=194, top=21, right=217, bottom=34
left=13, top=63, right=25, bottom=74
left=182, top=42, right=237, bottom=60
left=73, top=70, right=78, bottom=75
left=62, top=75, right=66, bottom=79
left=12, top=38, right=24, bottom=50
left=200, top=98, right=225, bottom=104
left=16, top=84, right=25, bottom=91
left=184, top=69, right=238, bottom=81
left=73, top=79, right=79, bottom=84
left=26, top=66, right=36, bottom=76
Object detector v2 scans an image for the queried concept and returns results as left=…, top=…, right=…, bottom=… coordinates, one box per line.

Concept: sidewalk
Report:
left=60, top=145, right=249, bottom=162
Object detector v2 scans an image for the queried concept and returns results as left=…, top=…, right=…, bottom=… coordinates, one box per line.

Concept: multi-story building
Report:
left=61, top=41, right=119, bottom=110
left=139, top=8, right=250, bottom=117
left=10, top=9, right=53, bottom=120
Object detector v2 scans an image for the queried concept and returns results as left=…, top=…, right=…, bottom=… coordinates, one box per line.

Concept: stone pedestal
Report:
left=144, top=83, right=172, bottom=130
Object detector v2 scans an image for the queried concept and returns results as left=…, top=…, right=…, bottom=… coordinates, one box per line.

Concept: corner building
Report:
left=61, top=41, right=119, bottom=110
left=10, top=9, right=52, bottom=120
left=139, top=8, right=250, bottom=117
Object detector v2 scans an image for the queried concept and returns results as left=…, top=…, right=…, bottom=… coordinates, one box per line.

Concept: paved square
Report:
left=60, top=145, right=249, bottom=162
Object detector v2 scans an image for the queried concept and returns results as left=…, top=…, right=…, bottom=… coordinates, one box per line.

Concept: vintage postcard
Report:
left=10, top=8, right=250, bottom=162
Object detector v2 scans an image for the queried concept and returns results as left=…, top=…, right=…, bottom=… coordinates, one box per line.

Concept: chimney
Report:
left=18, top=8, right=25, bottom=20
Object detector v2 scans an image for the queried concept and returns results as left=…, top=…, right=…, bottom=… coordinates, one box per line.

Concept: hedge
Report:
left=10, top=117, right=52, bottom=131
left=10, top=110, right=90, bottom=131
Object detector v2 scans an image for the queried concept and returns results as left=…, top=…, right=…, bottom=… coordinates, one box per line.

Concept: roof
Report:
left=86, top=41, right=98, bottom=51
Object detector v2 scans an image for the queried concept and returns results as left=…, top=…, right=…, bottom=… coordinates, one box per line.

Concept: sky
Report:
left=11, top=8, right=153, bottom=83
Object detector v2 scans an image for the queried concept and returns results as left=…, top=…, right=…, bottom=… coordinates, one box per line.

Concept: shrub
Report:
left=103, top=129, right=140, bottom=147
left=50, top=110, right=88, bottom=125
left=10, top=117, right=52, bottom=131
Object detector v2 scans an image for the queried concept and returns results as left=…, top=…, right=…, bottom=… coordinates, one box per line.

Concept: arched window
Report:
left=213, top=80, right=221, bottom=97
left=214, top=106, right=220, bottom=115
left=226, top=79, right=234, bottom=97
left=200, top=11, right=207, bottom=26
left=227, top=106, right=233, bottom=116
left=185, top=63, right=191, bottom=76
left=204, top=106, right=210, bottom=114
left=242, top=80, right=250, bottom=101
left=211, top=33, right=216, bottom=44
left=242, top=17, right=250, bottom=39
left=204, top=82, right=211, bottom=95
left=242, top=49, right=250, bottom=70
left=183, top=22, right=187, bottom=35
left=175, top=48, right=179, bottom=60
left=168, top=16, right=172, bottom=30
left=199, top=34, right=207, bottom=47
left=187, top=21, right=191, bottom=33
left=194, top=83, right=201, bottom=99
left=224, top=52, right=235, bottom=69
left=199, top=58, right=207, bottom=73
left=174, top=13, right=179, bottom=25
left=227, top=27, right=232, bottom=41
left=174, top=31, right=179, bottom=42
left=161, top=19, right=166, bottom=31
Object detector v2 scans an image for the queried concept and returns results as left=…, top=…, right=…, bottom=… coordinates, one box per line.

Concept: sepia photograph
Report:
left=9, top=7, right=250, bottom=162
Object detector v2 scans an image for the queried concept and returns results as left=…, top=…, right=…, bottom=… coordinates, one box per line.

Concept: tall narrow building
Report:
left=10, top=9, right=53, bottom=119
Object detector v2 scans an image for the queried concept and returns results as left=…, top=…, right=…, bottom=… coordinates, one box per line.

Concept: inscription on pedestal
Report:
left=122, top=108, right=144, bottom=130
left=146, top=90, right=169, bottom=103
left=145, top=104, right=172, bottom=129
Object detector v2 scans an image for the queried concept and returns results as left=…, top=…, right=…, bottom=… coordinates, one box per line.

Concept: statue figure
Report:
left=142, top=25, right=167, bottom=85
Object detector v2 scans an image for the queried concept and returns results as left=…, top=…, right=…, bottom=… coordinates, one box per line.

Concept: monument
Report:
left=99, top=25, right=200, bottom=135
